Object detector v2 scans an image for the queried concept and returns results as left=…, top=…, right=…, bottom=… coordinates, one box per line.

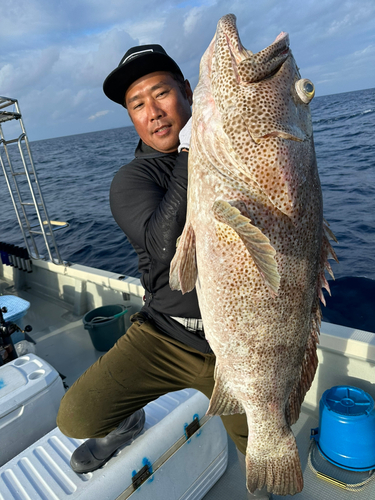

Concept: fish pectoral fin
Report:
left=227, top=199, right=251, bottom=218
left=212, top=199, right=280, bottom=295
left=169, top=223, right=198, bottom=294
left=207, top=367, right=245, bottom=416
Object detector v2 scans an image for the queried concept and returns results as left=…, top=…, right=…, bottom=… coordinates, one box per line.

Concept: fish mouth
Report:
left=238, top=32, right=290, bottom=84
left=218, top=15, right=290, bottom=84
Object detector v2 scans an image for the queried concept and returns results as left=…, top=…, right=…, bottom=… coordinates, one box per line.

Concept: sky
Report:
left=0, top=0, right=374, bottom=141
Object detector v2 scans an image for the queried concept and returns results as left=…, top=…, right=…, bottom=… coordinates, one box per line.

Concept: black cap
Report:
left=103, top=44, right=184, bottom=106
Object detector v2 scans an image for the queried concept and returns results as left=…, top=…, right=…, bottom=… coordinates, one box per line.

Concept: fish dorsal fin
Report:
left=212, top=199, right=280, bottom=295
left=169, top=223, right=198, bottom=294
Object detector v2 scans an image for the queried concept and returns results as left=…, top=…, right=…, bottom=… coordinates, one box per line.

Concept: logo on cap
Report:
left=123, top=49, right=154, bottom=65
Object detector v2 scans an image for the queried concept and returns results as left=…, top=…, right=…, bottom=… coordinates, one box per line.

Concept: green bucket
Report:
left=83, top=304, right=127, bottom=351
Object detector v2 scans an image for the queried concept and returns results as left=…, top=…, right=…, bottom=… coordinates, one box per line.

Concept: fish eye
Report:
left=295, top=79, right=315, bottom=103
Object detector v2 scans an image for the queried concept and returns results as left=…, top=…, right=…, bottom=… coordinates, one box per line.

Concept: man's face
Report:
left=125, top=71, right=193, bottom=153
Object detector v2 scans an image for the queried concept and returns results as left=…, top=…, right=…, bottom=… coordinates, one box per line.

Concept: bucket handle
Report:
left=85, top=307, right=128, bottom=327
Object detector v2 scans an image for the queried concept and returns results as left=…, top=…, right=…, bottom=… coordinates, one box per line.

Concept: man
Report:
left=57, top=45, right=270, bottom=500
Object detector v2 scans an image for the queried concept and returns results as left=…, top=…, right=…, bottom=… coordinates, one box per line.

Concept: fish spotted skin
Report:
left=170, top=14, right=337, bottom=496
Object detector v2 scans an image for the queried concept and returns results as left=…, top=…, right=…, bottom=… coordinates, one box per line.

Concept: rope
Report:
left=308, top=440, right=375, bottom=492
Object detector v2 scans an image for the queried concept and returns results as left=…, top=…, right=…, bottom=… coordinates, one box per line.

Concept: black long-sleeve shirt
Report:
left=110, top=140, right=211, bottom=353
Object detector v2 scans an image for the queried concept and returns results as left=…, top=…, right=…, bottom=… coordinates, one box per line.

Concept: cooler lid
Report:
left=0, top=389, right=226, bottom=499
left=0, top=354, right=60, bottom=419
left=0, top=365, right=27, bottom=399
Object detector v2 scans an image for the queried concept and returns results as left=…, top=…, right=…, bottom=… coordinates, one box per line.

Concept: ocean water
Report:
left=1, top=88, right=374, bottom=330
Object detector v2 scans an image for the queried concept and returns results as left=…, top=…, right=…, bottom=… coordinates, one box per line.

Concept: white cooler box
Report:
left=0, top=354, right=65, bottom=466
left=0, top=389, right=228, bottom=500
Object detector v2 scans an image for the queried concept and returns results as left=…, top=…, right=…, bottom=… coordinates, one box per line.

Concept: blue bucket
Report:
left=312, top=386, right=375, bottom=471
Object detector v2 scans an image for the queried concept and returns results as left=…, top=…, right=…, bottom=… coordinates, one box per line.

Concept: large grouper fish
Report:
left=170, top=13, right=337, bottom=496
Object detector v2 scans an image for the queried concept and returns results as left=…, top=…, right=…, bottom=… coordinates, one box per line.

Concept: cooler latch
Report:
left=185, top=415, right=200, bottom=439
left=132, top=464, right=151, bottom=490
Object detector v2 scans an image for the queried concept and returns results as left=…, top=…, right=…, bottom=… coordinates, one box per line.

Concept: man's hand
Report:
left=178, top=116, right=192, bottom=153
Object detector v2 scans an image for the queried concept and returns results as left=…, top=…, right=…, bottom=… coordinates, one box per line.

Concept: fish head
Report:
left=195, top=14, right=319, bottom=217
left=209, top=14, right=314, bottom=142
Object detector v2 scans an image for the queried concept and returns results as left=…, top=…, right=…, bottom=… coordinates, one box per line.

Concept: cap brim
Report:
left=103, top=53, right=184, bottom=105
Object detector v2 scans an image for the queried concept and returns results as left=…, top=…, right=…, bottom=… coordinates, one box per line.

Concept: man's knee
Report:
left=57, top=388, right=102, bottom=439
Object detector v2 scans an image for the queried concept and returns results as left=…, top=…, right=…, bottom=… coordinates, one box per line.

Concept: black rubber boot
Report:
left=70, top=408, right=146, bottom=473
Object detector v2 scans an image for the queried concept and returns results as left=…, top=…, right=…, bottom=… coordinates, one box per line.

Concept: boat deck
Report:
left=4, top=282, right=102, bottom=388
left=1, top=274, right=374, bottom=500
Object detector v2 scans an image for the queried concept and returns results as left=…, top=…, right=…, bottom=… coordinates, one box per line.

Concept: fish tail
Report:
left=246, top=432, right=303, bottom=496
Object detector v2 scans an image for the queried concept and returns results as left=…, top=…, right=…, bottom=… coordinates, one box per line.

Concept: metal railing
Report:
left=0, top=96, right=68, bottom=265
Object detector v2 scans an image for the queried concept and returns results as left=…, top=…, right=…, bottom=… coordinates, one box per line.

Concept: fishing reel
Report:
left=0, top=306, right=32, bottom=366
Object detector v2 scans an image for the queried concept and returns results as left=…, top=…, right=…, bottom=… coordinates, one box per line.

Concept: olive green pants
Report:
left=57, top=315, right=248, bottom=455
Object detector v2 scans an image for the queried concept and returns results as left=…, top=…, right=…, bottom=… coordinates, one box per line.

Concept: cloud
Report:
left=88, top=110, right=110, bottom=120
left=0, top=0, right=56, bottom=41
left=126, top=19, right=166, bottom=45
left=183, top=7, right=204, bottom=35
left=0, top=47, right=60, bottom=96
left=303, top=41, right=375, bottom=95
left=1, top=0, right=374, bottom=140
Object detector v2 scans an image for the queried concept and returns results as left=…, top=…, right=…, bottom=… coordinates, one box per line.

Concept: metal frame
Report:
left=0, top=96, right=68, bottom=265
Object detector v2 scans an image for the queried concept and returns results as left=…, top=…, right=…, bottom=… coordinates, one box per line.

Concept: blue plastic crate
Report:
left=0, top=295, right=30, bottom=323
